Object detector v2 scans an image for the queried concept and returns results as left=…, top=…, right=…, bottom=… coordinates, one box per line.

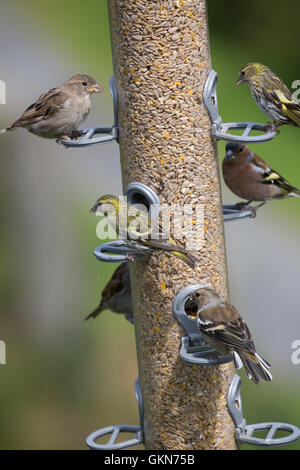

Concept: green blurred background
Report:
left=0, top=0, right=299, bottom=450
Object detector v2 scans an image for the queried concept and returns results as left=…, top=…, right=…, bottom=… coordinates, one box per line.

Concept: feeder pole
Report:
left=108, top=0, right=237, bottom=450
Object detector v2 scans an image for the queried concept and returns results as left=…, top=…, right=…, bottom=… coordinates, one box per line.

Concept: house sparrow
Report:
left=90, top=194, right=196, bottom=269
left=223, top=143, right=300, bottom=214
left=190, top=287, right=272, bottom=384
left=237, top=62, right=300, bottom=131
left=1, top=74, right=103, bottom=142
left=85, top=263, right=133, bottom=324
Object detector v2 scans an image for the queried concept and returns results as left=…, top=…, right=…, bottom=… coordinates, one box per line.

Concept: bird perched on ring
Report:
left=85, top=263, right=133, bottom=324
left=90, top=194, right=196, bottom=269
left=237, top=62, right=300, bottom=132
left=0, top=74, right=103, bottom=143
left=190, top=287, right=272, bottom=384
left=223, top=142, right=300, bottom=215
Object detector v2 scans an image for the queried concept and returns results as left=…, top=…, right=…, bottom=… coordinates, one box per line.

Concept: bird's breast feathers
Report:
left=27, top=94, right=91, bottom=137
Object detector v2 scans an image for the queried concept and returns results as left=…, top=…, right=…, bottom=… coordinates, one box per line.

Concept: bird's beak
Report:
left=225, top=149, right=236, bottom=161
left=226, top=150, right=234, bottom=158
left=236, top=75, right=245, bottom=86
left=90, top=203, right=99, bottom=213
left=88, top=83, right=103, bottom=93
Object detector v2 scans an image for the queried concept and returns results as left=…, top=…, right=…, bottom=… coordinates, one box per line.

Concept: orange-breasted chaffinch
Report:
left=222, top=143, right=300, bottom=214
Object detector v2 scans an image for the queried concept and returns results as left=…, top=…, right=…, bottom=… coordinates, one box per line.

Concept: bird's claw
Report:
left=234, top=202, right=257, bottom=218
left=264, top=122, right=275, bottom=133
left=126, top=252, right=136, bottom=262
left=249, top=208, right=257, bottom=219
left=71, top=130, right=82, bottom=140
left=58, top=135, right=71, bottom=144
left=264, top=122, right=281, bottom=135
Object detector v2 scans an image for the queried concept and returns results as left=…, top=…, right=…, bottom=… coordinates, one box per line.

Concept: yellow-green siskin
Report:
left=237, top=62, right=300, bottom=130
left=90, top=194, right=196, bottom=269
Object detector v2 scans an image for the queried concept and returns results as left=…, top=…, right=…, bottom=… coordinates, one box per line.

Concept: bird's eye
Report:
left=104, top=211, right=108, bottom=216
left=241, top=71, right=245, bottom=76
left=196, top=293, right=200, bottom=297
left=82, top=81, right=88, bottom=86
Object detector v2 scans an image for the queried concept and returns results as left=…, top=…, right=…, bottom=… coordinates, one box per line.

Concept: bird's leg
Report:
left=264, top=122, right=275, bottom=132
left=249, top=201, right=268, bottom=218
left=57, top=134, right=71, bottom=144
left=264, top=121, right=282, bottom=134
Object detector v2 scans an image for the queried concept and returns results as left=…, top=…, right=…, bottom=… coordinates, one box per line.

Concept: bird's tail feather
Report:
left=237, top=351, right=272, bottom=384
left=1, top=126, right=18, bottom=133
left=172, top=250, right=196, bottom=269
left=290, top=188, right=300, bottom=198
left=284, top=106, right=300, bottom=127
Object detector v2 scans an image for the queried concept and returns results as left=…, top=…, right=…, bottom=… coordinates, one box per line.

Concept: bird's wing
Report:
left=126, top=207, right=170, bottom=241
left=250, top=155, right=296, bottom=194
left=8, top=88, right=68, bottom=129
left=101, top=263, right=128, bottom=301
left=141, top=237, right=188, bottom=254
left=262, top=86, right=300, bottom=126
left=197, top=303, right=256, bottom=354
left=124, top=205, right=196, bottom=268
left=260, top=169, right=296, bottom=193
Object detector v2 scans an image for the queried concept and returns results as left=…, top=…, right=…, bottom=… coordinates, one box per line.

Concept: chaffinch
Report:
left=189, top=287, right=272, bottom=384
left=222, top=143, right=300, bottom=214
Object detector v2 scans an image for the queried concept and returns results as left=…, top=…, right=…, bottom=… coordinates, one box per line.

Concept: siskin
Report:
left=90, top=194, right=196, bottom=269
left=85, top=263, right=133, bottom=324
left=223, top=142, right=300, bottom=214
left=190, top=287, right=272, bottom=384
left=237, top=62, right=300, bottom=131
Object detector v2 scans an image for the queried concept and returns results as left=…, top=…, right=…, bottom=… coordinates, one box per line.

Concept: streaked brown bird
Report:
left=85, top=263, right=133, bottom=324
left=1, top=74, right=103, bottom=142
left=236, top=62, right=300, bottom=131
left=191, top=287, right=272, bottom=384
left=223, top=143, right=300, bottom=214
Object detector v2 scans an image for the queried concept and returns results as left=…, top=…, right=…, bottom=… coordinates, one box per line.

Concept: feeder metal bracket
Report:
left=86, top=379, right=144, bottom=450
left=228, top=374, right=300, bottom=447
left=223, top=204, right=254, bottom=222
left=94, top=240, right=146, bottom=263
left=204, top=70, right=278, bottom=144
left=173, top=285, right=233, bottom=366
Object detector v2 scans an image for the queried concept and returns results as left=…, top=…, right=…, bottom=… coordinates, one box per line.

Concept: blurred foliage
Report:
left=0, top=0, right=299, bottom=450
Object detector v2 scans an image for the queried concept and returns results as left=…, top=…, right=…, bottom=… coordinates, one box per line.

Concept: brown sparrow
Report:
left=1, top=74, right=103, bottom=142
left=85, top=263, right=133, bottom=324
